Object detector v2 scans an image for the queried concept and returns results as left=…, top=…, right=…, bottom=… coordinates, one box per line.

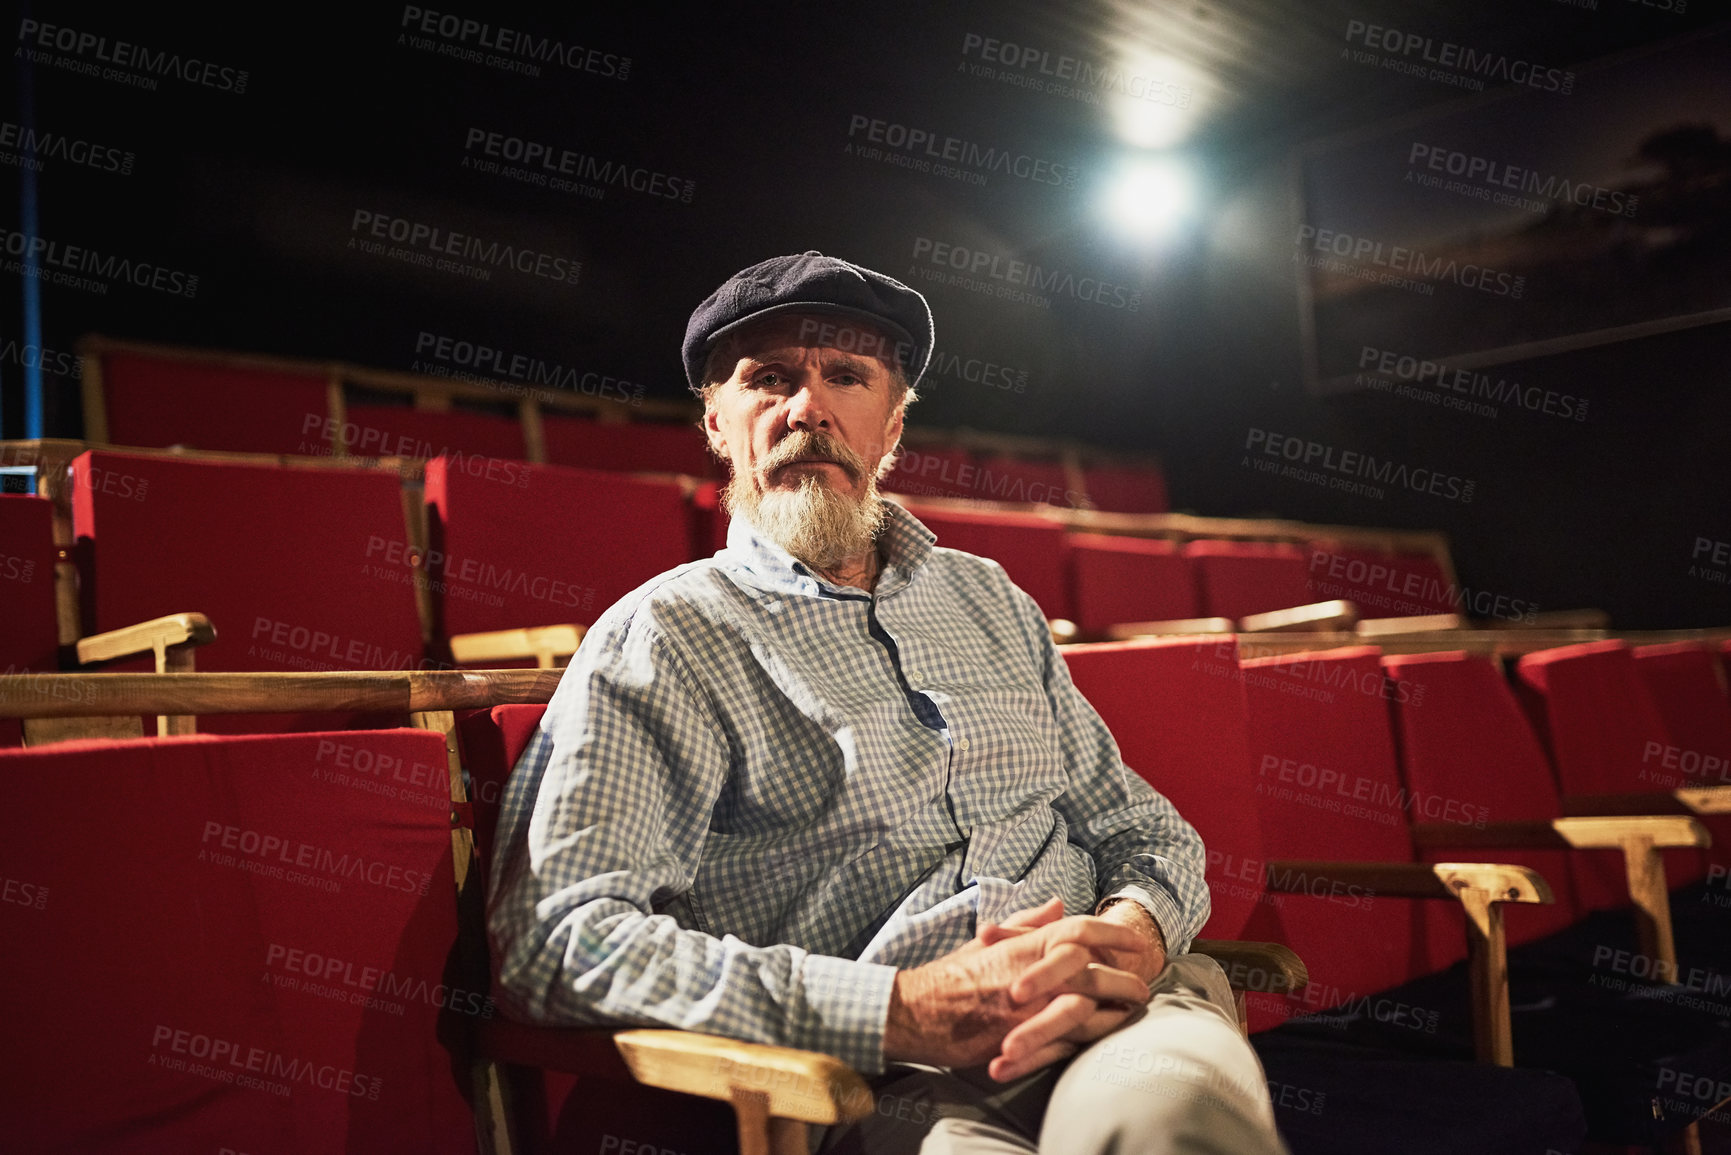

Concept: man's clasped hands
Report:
left=883, top=896, right=1168, bottom=1083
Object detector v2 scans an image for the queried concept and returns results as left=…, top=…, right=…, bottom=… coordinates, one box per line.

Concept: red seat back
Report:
left=1061, top=636, right=1277, bottom=948
left=71, top=451, right=426, bottom=731
left=1066, top=534, right=1201, bottom=633
left=1240, top=647, right=1441, bottom=1028
left=906, top=505, right=1072, bottom=620
left=0, top=493, right=60, bottom=673
left=1516, top=641, right=1708, bottom=889
left=424, top=458, right=693, bottom=649
left=100, top=351, right=333, bottom=455
left=342, top=404, right=527, bottom=462
left=1183, top=540, right=1313, bottom=620
left=1632, top=642, right=1731, bottom=871
left=456, top=703, right=548, bottom=866
left=542, top=414, right=714, bottom=478
left=881, top=446, right=984, bottom=502
left=0, top=729, right=473, bottom=1152
left=1080, top=463, right=1168, bottom=514
left=1382, top=652, right=1583, bottom=950
left=1304, top=544, right=1457, bottom=619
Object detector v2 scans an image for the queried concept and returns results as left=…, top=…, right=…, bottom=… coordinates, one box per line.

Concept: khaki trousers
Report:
left=816, top=953, right=1289, bottom=1155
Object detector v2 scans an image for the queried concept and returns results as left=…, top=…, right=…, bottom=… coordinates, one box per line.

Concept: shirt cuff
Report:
left=1098, top=884, right=1191, bottom=956
left=788, top=952, right=899, bottom=1075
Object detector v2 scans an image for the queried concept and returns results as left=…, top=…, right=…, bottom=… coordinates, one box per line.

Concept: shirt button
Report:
left=959, top=737, right=970, bottom=751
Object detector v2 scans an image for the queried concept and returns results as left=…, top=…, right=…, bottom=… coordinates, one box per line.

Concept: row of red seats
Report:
left=95, top=349, right=1172, bottom=512
left=3, top=638, right=1720, bottom=1148
left=1, top=454, right=1448, bottom=701
left=1065, top=636, right=1729, bottom=1147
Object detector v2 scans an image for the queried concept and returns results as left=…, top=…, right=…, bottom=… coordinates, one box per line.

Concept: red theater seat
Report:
left=1304, top=545, right=1456, bottom=620
left=904, top=504, right=1072, bottom=621
left=541, top=414, right=714, bottom=477
left=424, top=457, right=694, bottom=648
left=1066, top=534, right=1201, bottom=634
left=71, top=451, right=426, bottom=729
left=0, top=494, right=59, bottom=675
left=1183, top=540, right=1314, bottom=621
left=690, top=480, right=731, bottom=558
left=343, top=403, right=527, bottom=461
left=880, top=445, right=982, bottom=502
left=1060, top=636, right=1274, bottom=949
left=1239, top=647, right=1443, bottom=1026
left=971, top=454, right=1074, bottom=506
left=456, top=702, right=546, bottom=866
left=1632, top=642, right=1731, bottom=790
left=1382, top=652, right=1584, bottom=954
left=1081, top=463, right=1168, bottom=513
left=0, top=728, right=473, bottom=1152
left=1516, top=642, right=1708, bottom=889
left=98, top=351, right=333, bottom=455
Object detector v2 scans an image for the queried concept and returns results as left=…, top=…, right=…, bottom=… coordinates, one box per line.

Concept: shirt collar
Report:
left=721, top=498, right=935, bottom=599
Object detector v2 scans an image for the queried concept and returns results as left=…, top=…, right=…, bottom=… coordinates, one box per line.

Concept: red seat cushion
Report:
left=0, top=494, right=60, bottom=673
left=1240, top=647, right=1439, bottom=1028
left=100, top=351, right=333, bottom=455
left=1066, top=534, right=1201, bottom=633
left=542, top=414, right=714, bottom=477
left=0, top=729, right=473, bottom=1152
left=904, top=504, right=1072, bottom=620
left=1081, top=464, right=1168, bottom=514
left=1382, top=652, right=1582, bottom=953
left=1183, top=541, right=1313, bottom=620
left=71, top=451, right=426, bottom=731
left=1304, top=545, right=1457, bottom=619
left=424, top=458, right=694, bottom=644
left=342, top=404, right=526, bottom=462
left=1516, top=641, right=1708, bottom=892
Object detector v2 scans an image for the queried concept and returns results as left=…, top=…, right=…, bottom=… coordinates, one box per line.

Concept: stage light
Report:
left=1106, top=51, right=1208, bottom=150
left=1104, top=157, right=1196, bottom=241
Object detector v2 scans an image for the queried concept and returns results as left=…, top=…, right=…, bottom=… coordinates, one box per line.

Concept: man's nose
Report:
left=783, top=382, right=831, bottom=432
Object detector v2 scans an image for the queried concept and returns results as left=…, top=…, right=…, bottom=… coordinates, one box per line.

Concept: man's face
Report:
left=701, top=312, right=908, bottom=569
left=702, top=312, right=906, bottom=500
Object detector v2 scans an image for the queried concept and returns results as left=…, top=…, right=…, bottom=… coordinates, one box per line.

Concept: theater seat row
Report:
left=1064, top=635, right=1729, bottom=1149
left=87, top=342, right=1173, bottom=512
left=5, top=451, right=1456, bottom=708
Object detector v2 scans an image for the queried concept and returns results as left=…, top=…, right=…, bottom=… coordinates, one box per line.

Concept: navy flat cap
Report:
left=683, top=251, right=934, bottom=392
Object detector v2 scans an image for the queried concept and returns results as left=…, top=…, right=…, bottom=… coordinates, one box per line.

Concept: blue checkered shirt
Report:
left=487, top=501, right=1209, bottom=1074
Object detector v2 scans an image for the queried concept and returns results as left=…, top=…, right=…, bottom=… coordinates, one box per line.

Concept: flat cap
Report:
left=683, top=251, right=933, bottom=392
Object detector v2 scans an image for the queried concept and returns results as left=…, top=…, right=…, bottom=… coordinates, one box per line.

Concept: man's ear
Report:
left=883, top=403, right=905, bottom=456
left=702, top=404, right=728, bottom=458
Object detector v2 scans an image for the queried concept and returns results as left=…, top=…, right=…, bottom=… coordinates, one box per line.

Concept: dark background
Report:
left=2, top=0, right=1727, bottom=626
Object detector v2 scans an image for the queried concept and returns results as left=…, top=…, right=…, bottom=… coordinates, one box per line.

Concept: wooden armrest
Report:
left=1411, top=816, right=1711, bottom=851
left=1103, top=617, right=1235, bottom=639
left=616, top=1030, right=871, bottom=1126
left=449, top=624, right=585, bottom=669
left=1354, top=613, right=1463, bottom=637
left=1267, top=859, right=1548, bottom=1066
left=76, top=612, right=216, bottom=667
left=1560, top=788, right=1731, bottom=817
left=1048, top=619, right=1080, bottom=645
left=475, top=1022, right=871, bottom=1125
left=1239, top=600, right=1358, bottom=634
left=1265, top=859, right=1552, bottom=904
left=1190, top=939, right=1307, bottom=995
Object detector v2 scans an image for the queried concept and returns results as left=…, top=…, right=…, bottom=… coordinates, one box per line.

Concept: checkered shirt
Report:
left=487, top=501, right=1209, bottom=1074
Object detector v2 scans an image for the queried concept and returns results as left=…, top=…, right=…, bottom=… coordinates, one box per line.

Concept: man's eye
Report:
left=833, top=374, right=862, bottom=386
left=752, top=372, right=783, bottom=389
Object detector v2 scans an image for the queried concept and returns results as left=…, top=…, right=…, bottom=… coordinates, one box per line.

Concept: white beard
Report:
left=727, top=472, right=886, bottom=571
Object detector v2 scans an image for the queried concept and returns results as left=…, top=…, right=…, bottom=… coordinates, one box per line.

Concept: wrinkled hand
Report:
left=970, top=898, right=1166, bottom=1081
left=884, top=899, right=1149, bottom=1080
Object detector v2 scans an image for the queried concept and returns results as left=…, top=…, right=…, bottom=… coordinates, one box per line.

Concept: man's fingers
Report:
left=1041, top=916, right=1148, bottom=955
left=977, top=923, right=1036, bottom=948
left=999, top=896, right=1065, bottom=930
left=1059, top=962, right=1150, bottom=1007
left=998, top=993, right=1102, bottom=1067
left=988, top=1038, right=1078, bottom=1084
left=1008, top=942, right=1093, bottom=1003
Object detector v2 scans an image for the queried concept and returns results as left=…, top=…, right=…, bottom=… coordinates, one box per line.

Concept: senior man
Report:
left=488, top=252, right=1285, bottom=1154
